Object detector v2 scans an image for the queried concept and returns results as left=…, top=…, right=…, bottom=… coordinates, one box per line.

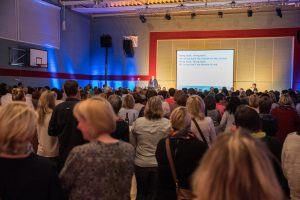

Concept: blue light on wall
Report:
left=47, top=47, right=59, bottom=88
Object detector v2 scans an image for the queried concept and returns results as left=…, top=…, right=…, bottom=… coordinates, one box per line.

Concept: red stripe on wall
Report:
left=1, top=28, right=299, bottom=88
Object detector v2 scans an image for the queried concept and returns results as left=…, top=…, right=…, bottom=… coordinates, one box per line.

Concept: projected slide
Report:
left=176, top=50, right=234, bottom=90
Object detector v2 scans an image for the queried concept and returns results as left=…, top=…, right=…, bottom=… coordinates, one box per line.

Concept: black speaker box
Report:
left=123, top=39, right=134, bottom=57
left=100, top=35, right=112, bottom=48
left=297, top=30, right=300, bottom=43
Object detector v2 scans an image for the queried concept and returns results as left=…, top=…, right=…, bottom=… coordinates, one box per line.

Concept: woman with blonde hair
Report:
left=249, top=94, right=259, bottom=112
left=271, top=93, right=300, bottom=144
left=131, top=96, right=171, bottom=200
left=119, top=94, right=139, bottom=125
left=187, top=95, right=216, bottom=146
left=59, top=97, right=135, bottom=200
left=192, top=130, right=285, bottom=200
left=36, top=91, right=59, bottom=161
left=155, top=106, right=208, bottom=200
left=0, top=102, right=62, bottom=199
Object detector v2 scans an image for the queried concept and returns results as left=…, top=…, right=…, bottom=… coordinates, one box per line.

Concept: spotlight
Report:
left=191, top=12, right=196, bottom=19
left=139, top=15, right=146, bottom=23
left=247, top=9, right=253, bottom=17
left=165, top=13, right=171, bottom=20
left=218, top=11, right=223, bottom=18
left=276, top=7, right=282, bottom=18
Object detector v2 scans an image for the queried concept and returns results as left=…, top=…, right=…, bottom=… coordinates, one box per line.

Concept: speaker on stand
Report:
left=100, top=35, right=112, bottom=87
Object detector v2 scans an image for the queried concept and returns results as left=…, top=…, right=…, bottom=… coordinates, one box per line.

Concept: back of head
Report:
left=146, top=89, right=157, bottom=100
left=108, top=94, right=122, bottom=114
left=226, top=96, right=241, bottom=114
left=63, top=80, right=78, bottom=97
left=122, top=94, right=135, bottom=109
left=37, top=91, right=57, bottom=125
left=0, top=102, right=37, bottom=155
left=235, top=105, right=260, bottom=132
left=259, top=96, right=272, bottom=114
left=144, top=96, right=163, bottom=120
left=204, top=95, right=216, bottom=110
left=12, top=88, right=25, bottom=101
left=170, top=106, right=191, bottom=131
left=73, top=97, right=116, bottom=140
left=168, top=88, right=176, bottom=97
left=192, top=130, right=284, bottom=200
left=186, top=95, right=205, bottom=120
left=249, top=94, right=259, bottom=108
left=215, top=93, right=225, bottom=103
left=278, top=93, right=292, bottom=106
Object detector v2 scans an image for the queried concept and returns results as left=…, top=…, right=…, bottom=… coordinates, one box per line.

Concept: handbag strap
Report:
left=192, top=118, right=208, bottom=145
left=165, top=138, right=179, bottom=189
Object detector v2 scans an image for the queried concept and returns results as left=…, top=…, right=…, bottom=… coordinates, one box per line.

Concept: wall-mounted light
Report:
left=218, top=11, right=223, bottom=18
left=139, top=15, right=146, bottom=23
left=276, top=7, right=282, bottom=18
left=191, top=12, right=196, bottom=19
left=165, top=13, right=171, bottom=20
left=247, top=9, right=253, bottom=17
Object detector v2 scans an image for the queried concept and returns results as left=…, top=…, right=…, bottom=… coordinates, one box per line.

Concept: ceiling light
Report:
left=247, top=9, right=253, bottom=17
left=139, top=15, right=146, bottom=23
left=218, top=11, right=223, bottom=18
left=276, top=7, right=282, bottom=18
left=191, top=12, right=196, bottom=19
left=165, top=13, right=171, bottom=20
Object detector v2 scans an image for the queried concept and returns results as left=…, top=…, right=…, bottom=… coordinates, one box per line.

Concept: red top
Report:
left=271, top=106, right=300, bottom=144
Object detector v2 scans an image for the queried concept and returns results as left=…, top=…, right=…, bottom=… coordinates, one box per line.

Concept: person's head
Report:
left=63, top=80, right=79, bottom=97
left=259, top=96, right=272, bottom=114
left=192, top=130, right=284, bottom=200
left=11, top=88, right=25, bottom=101
left=186, top=95, right=205, bottom=120
left=226, top=96, right=241, bottom=114
left=108, top=95, right=122, bottom=114
left=73, top=97, right=116, bottom=141
left=144, top=96, right=163, bottom=120
left=0, top=102, right=37, bottom=155
left=204, top=95, right=216, bottom=110
left=235, top=105, right=260, bottom=132
left=122, top=94, right=135, bottom=109
left=215, top=93, right=225, bottom=103
left=146, top=89, right=157, bottom=100
left=37, top=91, right=57, bottom=125
left=168, top=88, right=176, bottom=97
left=278, top=93, right=292, bottom=106
left=170, top=106, right=191, bottom=131
left=249, top=94, right=259, bottom=108
left=174, top=90, right=188, bottom=106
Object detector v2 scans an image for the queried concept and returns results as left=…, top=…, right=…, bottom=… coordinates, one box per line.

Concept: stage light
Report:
left=218, top=11, right=223, bottom=18
left=191, top=12, right=196, bottom=19
left=247, top=9, right=253, bottom=17
left=276, top=7, right=282, bottom=18
left=139, top=15, right=146, bottom=23
left=165, top=13, right=171, bottom=20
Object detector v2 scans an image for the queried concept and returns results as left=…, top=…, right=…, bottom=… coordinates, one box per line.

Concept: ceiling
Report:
left=59, top=0, right=300, bottom=17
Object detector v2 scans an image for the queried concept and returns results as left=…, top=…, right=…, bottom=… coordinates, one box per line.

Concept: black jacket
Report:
left=48, top=98, right=86, bottom=170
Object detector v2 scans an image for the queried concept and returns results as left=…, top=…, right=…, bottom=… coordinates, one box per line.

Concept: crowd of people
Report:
left=0, top=80, right=300, bottom=200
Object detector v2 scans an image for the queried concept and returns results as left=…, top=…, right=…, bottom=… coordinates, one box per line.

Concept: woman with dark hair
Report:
left=259, top=95, right=278, bottom=137
left=155, top=107, right=208, bottom=200
left=218, top=96, right=241, bottom=133
left=204, top=95, right=221, bottom=132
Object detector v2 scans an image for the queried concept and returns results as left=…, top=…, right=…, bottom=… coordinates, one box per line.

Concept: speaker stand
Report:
left=104, top=47, right=108, bottom=88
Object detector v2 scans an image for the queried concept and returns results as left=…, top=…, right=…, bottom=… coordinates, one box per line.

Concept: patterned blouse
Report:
left=59, top=141, right=135, bottom=200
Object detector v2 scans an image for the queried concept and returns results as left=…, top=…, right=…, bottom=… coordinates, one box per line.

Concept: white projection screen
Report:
left=176, top=50, right=234, bottom=90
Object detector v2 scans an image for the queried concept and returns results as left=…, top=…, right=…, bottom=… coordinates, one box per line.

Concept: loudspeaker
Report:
left=123, top=39, right=134, bottom=57
left=297, top=30, right=300, bottom=43
left=100, top=35, right=112, bottom=48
